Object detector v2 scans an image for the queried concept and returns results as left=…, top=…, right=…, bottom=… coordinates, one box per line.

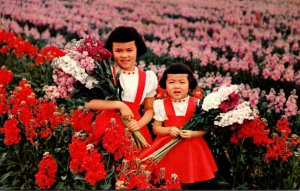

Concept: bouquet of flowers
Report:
left=43, top=36, right=149, bottom=149
left=43, top=36, right=114, bottom=100
left=142, top=84, right=258, bottom=162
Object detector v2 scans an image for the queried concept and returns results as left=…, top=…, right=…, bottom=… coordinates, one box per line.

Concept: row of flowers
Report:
left=0, top=31, right=300, bottom=189
left=0, top=0, right=300, bottom=88
left=1, top=65, right=299, bottom=189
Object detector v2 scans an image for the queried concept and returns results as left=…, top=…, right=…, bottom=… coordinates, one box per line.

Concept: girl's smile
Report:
left=112, top=41, right=137, bottom=71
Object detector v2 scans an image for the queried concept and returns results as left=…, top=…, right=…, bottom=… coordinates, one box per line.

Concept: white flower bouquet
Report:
left=142, top=84, right=258, bottom=162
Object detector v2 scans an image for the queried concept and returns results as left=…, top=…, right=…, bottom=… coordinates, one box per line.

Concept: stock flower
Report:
left=192, top=86, right=203, bottom=99
left=35, top=153, right=57, bottom=190
left=70, top=108, right=95, bottom=133
left=101, top=117, right=126, bottom=154
left=0, top=66, right=14, bottom=87
left=265, top=136, right=292, bottom=162
left=214, top=102, right=256, bottom=127
left=0, top=118, right=21, bottom=146
left=276, top=118, right=291, bottom=139
left=0, top=85, right=8, bottom=115
left=35, top=46, right=65, bottom=65
left=44, top=36, right=115, bottom=101
left=76, top=36, right=112, bottom=62
left=218, top=92, right=240, bottom=112
left=230, top=117, right=272, bottom=146
left=69, top=136, right=88, bottom=173
left=81, top=146, right=106, bottom=185
left=202, top=85, right=239, bottom=111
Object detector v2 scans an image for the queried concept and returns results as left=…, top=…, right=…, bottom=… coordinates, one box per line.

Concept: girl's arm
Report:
left=85, top=99, right=134, bottom=120
left=127, top=97, right=155, bottom=131
left=152, top=120, right=181, bottom=137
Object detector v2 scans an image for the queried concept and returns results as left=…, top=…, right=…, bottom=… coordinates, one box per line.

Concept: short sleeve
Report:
left=145, top=70, right=158, bottom=98
left=153, top=99, right=167, bottom=121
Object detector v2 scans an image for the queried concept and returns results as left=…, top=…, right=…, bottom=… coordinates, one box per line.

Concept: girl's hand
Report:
left=169, top=127, right=181, bottom=137
left=180, top=130, right=194, bottom=139
left=119, top=102, right=134, bottom=120
left=126, top=119, right=141, bottom=131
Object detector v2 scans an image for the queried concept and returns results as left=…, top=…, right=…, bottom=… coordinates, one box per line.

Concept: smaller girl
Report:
left=139, top=63, right=217, bottom=188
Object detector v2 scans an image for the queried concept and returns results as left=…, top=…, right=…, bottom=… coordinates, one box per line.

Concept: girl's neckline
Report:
left=115, top=65, right=137, bottom=75
left=171, top=96, right=189, bottom=103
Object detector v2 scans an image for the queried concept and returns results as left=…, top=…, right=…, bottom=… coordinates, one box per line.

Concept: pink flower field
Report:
left=0, top=0, right=299, bottom=190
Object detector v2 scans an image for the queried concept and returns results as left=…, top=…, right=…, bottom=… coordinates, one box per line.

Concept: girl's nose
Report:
left=174, top=82, right=180, bottom=88
left=121, top=52, right=128, bottom=57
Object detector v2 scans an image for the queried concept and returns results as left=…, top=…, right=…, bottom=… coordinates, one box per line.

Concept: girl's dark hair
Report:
left=159, top=62, right=198, bottom=90
left=105, top=26, right=147, bottom=58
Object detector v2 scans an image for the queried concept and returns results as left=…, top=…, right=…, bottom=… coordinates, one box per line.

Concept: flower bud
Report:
left=43, top=152, right=50, bottom=156
left=145, top=170, right=151, bottom=182
left=160, top=167, right=165, bottom=179
left=280, top=130, right=286, bottom=137
left=86, top=144, right=94, bottom=150
left=171, top=173, right=178, bottom=181
left=140, top=164, right=146, bottom=174
left=135, top=158, right=141, bottom=168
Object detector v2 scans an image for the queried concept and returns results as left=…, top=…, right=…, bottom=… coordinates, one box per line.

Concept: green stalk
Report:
left=232, top=137, right=245, bottom=189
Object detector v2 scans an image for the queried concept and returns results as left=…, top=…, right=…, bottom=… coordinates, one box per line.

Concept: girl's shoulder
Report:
left=145, top=69, right=157, bottom=78
left=153, top=98, right=164, bottom=105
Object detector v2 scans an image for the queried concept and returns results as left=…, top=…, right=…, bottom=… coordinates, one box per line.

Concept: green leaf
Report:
left=74, top=174, right=85, bottom=180
left=1, top=171, right=14, bottom=182
left=54, top=181, right=65, bottom=189
left=0, top=152, right=7, bottom=163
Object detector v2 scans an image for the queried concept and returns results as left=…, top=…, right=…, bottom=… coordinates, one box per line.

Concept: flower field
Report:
left=0, top=0, right=299, bottom=189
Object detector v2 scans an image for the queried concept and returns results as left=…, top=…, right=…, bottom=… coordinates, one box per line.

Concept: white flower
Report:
left=52, top=54, right=91, bottom=85
left=202, top=85, right=239, bottom=111
left=85, top=76, right=99, bottom=89
left=214, top=101, right=257, bottom=127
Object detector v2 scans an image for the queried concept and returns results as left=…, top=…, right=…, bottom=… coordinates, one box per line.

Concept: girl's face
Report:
left=166, top=74, right=189, bottom=100
left=112, top=41, right=137, bottom=71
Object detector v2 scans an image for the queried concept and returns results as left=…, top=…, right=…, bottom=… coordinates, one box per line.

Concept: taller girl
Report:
left=85, top=26, right=157, bottom=144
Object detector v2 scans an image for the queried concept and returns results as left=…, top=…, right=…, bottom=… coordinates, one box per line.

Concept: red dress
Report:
left=94, top=67, right=152, bottom=144
left=139, top=97, right=217, bottom=183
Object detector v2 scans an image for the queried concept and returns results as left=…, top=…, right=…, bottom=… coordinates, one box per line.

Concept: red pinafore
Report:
left=139, top=97, right=217, bottom=183
left=94, top=66, right=152, bottom=144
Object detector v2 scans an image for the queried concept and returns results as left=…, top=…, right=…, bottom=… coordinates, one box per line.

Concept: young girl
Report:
left=139, top=63, right=217, bottom=187
left=85, top=26, right=157, bottom=144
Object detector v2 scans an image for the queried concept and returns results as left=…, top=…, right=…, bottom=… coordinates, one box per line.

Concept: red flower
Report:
left=77, top=36, right=112, bottom=62
left=276, top=118, right=291, bottom=139
left=81, top=147, right=106, bottom=185
left=192, top=86, right=203, bottom=99
left=35, top=46, right=65, bottom=65
left=265, top=136, right=292, bottom=162
left=0, top=86, right=8, bottom=115
left=0, top=66, right=14, bottom=87
left=101, top=116, right=126, bottom=154
left=70, top=108, right=95, bottom=133
left=0, top=118, right=21, bottom=146
left=69, top=136, right=88, bottom=173
left=35, top=153, right=57, bottom=189
left=219, top=93, right=241, bottom=112
left=155, top=86, right=168, bottom=99
left=230, top=117, right=273, bottom=146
